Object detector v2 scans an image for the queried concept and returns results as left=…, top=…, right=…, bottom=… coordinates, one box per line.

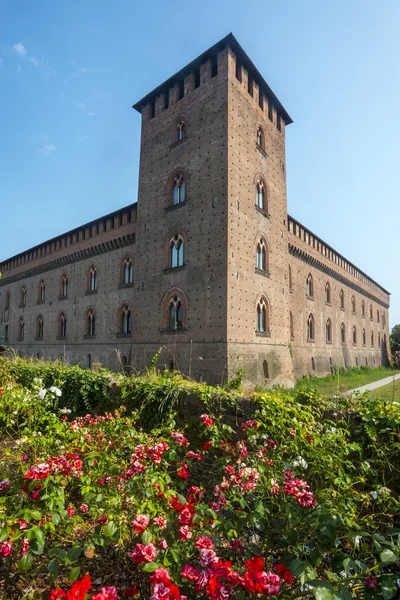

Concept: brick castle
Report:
left=0, top=34, right=391, bottom=386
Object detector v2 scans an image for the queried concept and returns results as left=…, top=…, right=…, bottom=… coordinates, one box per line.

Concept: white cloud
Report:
left=29, top=56, right=39, bottom=67
left=78, top=134, right=89, bottom=142
left=76, top=101, right=87, bottom=110
left=88, top=111, right=94, bottom=117
left=79, top=66, right=87, bottom=73
left=14, top=42, right=27, bottom=57
left=37, top=143, right=55, bottom=156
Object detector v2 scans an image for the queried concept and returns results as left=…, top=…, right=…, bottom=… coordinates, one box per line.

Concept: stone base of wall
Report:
left=227, top=342, right=295, bottom=388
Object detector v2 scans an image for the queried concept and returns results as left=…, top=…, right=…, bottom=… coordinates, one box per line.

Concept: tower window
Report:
left=325, top=282, right=331, bottom=304
left=169, top=296, right=183, bottom=330
left=37, top=315, right=44, bottom=339
left=177, top=120, right=185, bottom=141
left=353, top=326, right=357, bottom=345
left=326, top=319, right=332, bottom=343
left=306, top=274, right=314, bottom=298
left=256, top=297, right=270, bottom=334
left=59, top=312, right=67, bottom=338
left=351, top=295, right=356, bottom=313
left=61, top=274, right=68, bottom=297
left=87, top=309, right=96, bottom=336
left=88, top=266, right=97, bottom=291
left=120, top=304, right=132, bottom=334
left=339, top=289, right=344, bottom=309
left=20, top=286, right=26, bottom=306
left=170, top=235, right=184, bottom=268
left=255, top=180, right=265, bottom=210
left=256, top=238, right=268, bottom=272
left=18, top=317, right=24, bottom=340
left=172, top=175, right=186, bottom=205
left=307, top=313, right=315, bottom=341
left=362, top=328, right=366, bottom=346
left=38, top=280, right=45, bottom=303
left=256, top=126, right=265, bottom=151
left=341, top=323, right=345, bottom=343
left=122, top=257, right=134, bottom=284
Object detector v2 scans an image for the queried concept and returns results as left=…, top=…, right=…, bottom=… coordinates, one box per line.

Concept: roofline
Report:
left=0, top=202, right=137, bottom=266
left=288, top=214, right=390, bottom=296
left=132, top=33, right=293, bottom=125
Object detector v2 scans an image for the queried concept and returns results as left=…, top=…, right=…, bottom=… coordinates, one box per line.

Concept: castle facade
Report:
left=0, top=34, right=391, bottom=386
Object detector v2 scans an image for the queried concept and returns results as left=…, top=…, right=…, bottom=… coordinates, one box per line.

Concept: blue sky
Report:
left=1, top=0, right=399, bottom=325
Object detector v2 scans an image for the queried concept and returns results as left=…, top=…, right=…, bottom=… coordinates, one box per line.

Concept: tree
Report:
left=390, top=324, right=400, bottom=366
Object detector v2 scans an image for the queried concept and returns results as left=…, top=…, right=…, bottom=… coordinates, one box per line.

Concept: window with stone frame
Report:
left=326, top=319, right=332, bottom=343
left=172, top=174, right=186, bottom=206
left=325, top=282, right=331, bottom=304
left=353, top=326, right=357, bottom=345
left=255, top=179, right=265, bottom=210
left=256, top=297, right=270, bottom=334
left=37, top=315, right=44, bottom=339
left=339, top=289, right=344, bottom=309
left=20, top=286, right=26, bottom=306
left=119, top=304, right=132, bottom=334
left=170, top=235, right=184, bottom=268
left=86, top=309, right=96, bottom=336
left=176, top=120, right=185, bottom=142
left=38, top=280, right=45, bottom=302
left=351, top=295, right=356, bottom=313
left=306, top=273, right=314, bottom=298
left=18, top=317, right=24, bottom=340
left=59, top=312, right=67, bottom=338
left=256, top=125, right=265, bottom=151
left=88, top=266, right=97, bottom=292
left=307, top=313, right=315, bottom=341
left=341, top=322, right=346, bottom=343
left=121, top=257, right=134, bottom=284
left=256, top=238, right=269, bottom=272
left=61, top=274, right=68, bottom=298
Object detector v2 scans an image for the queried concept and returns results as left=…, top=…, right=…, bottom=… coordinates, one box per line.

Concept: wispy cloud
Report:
left=78, top=66, right=87, bottom=74
left=78, top=134, right=89, bottom=142
left=88, top=111, right=94, bottom=117
left=29, top=56, right=39, bottom=68
left=13, top=42, right=27, bottom=57
left=37, top=143, right=55, bottom=156
left=76, top=101, right=87, bottom=110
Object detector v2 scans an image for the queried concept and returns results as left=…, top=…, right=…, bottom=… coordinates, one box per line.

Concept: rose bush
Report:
left=0, top=364, right=399, bottom=599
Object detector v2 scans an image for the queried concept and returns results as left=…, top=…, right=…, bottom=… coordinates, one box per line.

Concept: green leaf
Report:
left=171, top=548, right=180, bottom=564
left=66, top=547, right=82, bottom=564
left=52, top=513, right=61, bottom=526
left=289, top=559, right=306, bottom=577
left=380, top=549, right=398, bottom=563
left=381, top=576, right=397, bottom=600
left=142, top=530, right=153, bottom=544
left=48, top=559, right=59, bottom=576
left=315, top=587, right=335, bottom=600
left=163, top=554, right=172, bottom=567
left=103, top=521, right=118, bottom=538
left=68, top=566, right=81, bottom=583
left=18, top=554, right=33, bottom=571
left=143, top=562, right=159, bottom=573
left=255, top=501, right=264, bottom=516
left=33, top=527, right=45, bottom=547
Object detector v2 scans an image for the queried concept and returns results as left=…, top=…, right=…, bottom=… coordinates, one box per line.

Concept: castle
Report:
left=0, top=34, right=391, bottom=386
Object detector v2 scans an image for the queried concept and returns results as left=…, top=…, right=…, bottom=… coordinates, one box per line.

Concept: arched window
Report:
left=59, top=312, right=67, bottom=337
left=377, top=310, right=380, bottom=323
left=378, top=332, right=381, bottom=346
left=306, top=273, right=313, bottom=298
left=256, top=297, right=270, bottom=333
left=5, top=291, right=10, bottom=311
left=307, top=313, right=315, bottom=341
left=351, top=296, right=356, bottom=313
left=177, top=120, right=185, bottom=141
left=341, top=322, right=346, bottom=343
left=290, top=311, right=294, bottom=339
left=18, top=317, right=24, bottom=340
left=86, top=309, right=96, bottom=336
left=168, top=296, right=183, bottom=330
left=172, top=174, right=185, bottom=206
left=170, top=235, right=184, bottom=268
left=325, top=282, right=331, bottom=304
left=263, top=360, right=269, bottom=379
left=20, top=286, right=26, bottom=306
left=362, top=328, right=366, bottom=346
left=39, top=280, right=45, bottom=302
left=61, top=274, right=68, bottom=297
left=361, top=300, right=365, bottom=317
left=353, top=326, right=357, bottom=345
left=88, top=266, right=97, bottom=292
left=326, top=319, right=332, bottom=343
left=37, top=315, right=44, bottom=339
left=371, top=331, right=374, bottom=347
left=339, top=289, right=344, bottom=309
left=256, top=125, right=264, bottom=150
left=119, top=304, right=132, bottom=334
left=288, top=265, right=293, bottom=292
left=255, top=180, right=265, bottom=210
left=369, top=304, right=373, bottom=320
left=256, top=238, right=268, bottom=272
left=122, top=257, right=133, bottom=284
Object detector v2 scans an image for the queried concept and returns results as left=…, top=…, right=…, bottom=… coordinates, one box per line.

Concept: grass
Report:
left=294, top=366, right=400, bottom=397
left=367, top=377, right=400, bottom=401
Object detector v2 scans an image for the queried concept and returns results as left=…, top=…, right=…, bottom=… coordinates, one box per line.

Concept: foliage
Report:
left=0, top=364, right=399, bottom=599
left=390, top=325, right=400, bottom=367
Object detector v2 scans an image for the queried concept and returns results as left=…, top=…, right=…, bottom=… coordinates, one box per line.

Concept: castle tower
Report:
left=132, top=34, right=294, bottom=385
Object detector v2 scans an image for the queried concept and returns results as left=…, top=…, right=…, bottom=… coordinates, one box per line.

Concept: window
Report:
left=256, top=238, right=268, bottom=272
left=378, top=332, right=381, bottom=346
left=311, top=357, right=316, bottom=371
left=341, top=322, right=345, bottom=343
left=369, top=304, right=373, bottom=320
left=122, top=257, right=134, bottom=284
left=290, top=311, right=294, bottom=339
left=256, top=297, right=270, bottom=334
left=306, top=273, right=314, bottom=298
left=87, top=354, right=92, bottom=369
left=20, top=286, right=26, bottom=306
left=86, top=309, right=96, bottom=336
left=339, top=289, right=344, bottom=309
left=5, top=291, right=10, bottom=311
left=255, top=180, right=265, bottom=210
left=371, top=331, right=374, bottom=347
left=353, top=326, right=357, bottom=345
left=61, top=274, right=68, bottom=297
left=39, top=280, right=45, bottom=302
left=37, top=315, right=44, bottom=339
left=169, top=296, right=183, bottom=330
left=59, top=312, right=67, bottom=338
left=18, top=317, right=24, bottom=340
left=263, top=360, right=269, bottom=379
left=256, top=126, right=264, bottom=150
left=351, top=296, right=356, bottom=313
left=177, top=120, right=185, bottom=141
left=4, top=324, right=8, bottom=343
left=307, top=313, right=315, bottom=341
left=288, top=265, right=293, bottom=292
left=325, top=282, right=331, bottom=304
left=326, top=319, right=332, bottom=343
left=361, top=300, right=365, bottom=317
left=362, top=328, right=366, bottom=346
left=88, top=266, right=97, bottom=291
left=377, top=310, right=380, bottom=323
left=170, top=235, right=184, bottom=268
left=172, top=174, right=185, bottom=206
left=120, top=304, right=132, bottom=334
